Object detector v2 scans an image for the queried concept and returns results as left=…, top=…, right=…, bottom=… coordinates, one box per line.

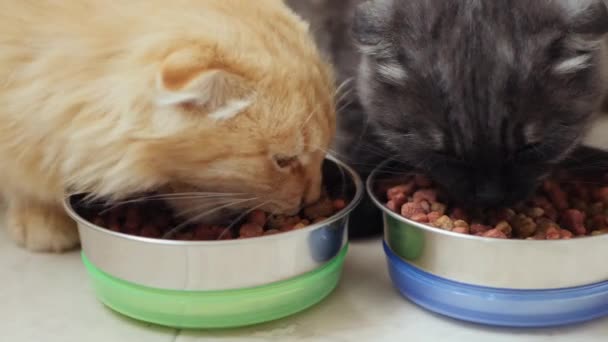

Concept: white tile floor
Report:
left=2, top=232, right=608, bottom=342
left=2, top=115, right=608, bottom=342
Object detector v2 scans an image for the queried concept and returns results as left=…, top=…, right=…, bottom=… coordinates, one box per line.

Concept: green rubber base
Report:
left=81, top=245, right=348, bottom=329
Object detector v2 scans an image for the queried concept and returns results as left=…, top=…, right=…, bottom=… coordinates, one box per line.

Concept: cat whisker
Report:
left=300, top=105, right=321, bottom=130
left=309, top=145, right=407, bottom=175
left=336, top=99, right=354, bottom=115
left=119, top=192, right=246, bottom=202
left=334, top=78, right=354, bottom=98
left=95, top=193, right=251, bottom=215
left=218, top=200, right=271, bottom=239
left=173, top=196, right=257, bottom=218
left=346, top=144, right=397, bottom=162
left=64, top=191, right=248, bottom=202
left=307, top=144, right=393, bottom=171
left=336, top=86, right=354, bottom=104
left=163, top=197, right=259, bottom=239
left=336, top=86, right=353, bottom=103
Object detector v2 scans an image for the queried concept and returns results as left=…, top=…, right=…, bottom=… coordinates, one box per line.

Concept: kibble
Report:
left=434, top=215, right=454, bottom=230
left=78, top=193, right=347, bottom=241
left=452, top=220, right=470, bottom=234
left=494, top=221, right=512, bottom=237
left=470, top=223, right=491, bottom=235
left=239, top=223, right=265, bottom=238
left=411, top=213, right=430, bottom=223
left=384, top=172, right=608, bottom=240
left=401, top=202, right=425, bottom=217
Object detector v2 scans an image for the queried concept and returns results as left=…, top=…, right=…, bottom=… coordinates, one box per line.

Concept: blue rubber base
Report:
left=383, top=241, right=608, bottom=327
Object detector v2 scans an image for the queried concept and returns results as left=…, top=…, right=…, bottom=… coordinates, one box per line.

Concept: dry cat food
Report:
left=79, top=195, right=347, bottom=241
left=383, top=173, right=608, bottom=240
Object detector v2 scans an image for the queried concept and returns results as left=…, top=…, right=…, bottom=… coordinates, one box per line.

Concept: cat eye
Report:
left=273, top=155, right=299, bottom=169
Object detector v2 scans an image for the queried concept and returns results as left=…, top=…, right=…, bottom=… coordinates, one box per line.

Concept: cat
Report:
left=0, top=0, right=336, bottom=252
left=288, top=0, right=608, bottom=237
left=602, top=37, right=608, bottom=111
left=286, top=0, right=386, bottom=238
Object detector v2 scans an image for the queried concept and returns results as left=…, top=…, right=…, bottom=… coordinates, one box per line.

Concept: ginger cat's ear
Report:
left=156, top=48, right=254, bottom=120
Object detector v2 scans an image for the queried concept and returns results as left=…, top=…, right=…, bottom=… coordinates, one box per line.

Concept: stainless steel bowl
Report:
left=368, top=146, right=608, bottom=290
left=64, top=155, right=363, bottom=291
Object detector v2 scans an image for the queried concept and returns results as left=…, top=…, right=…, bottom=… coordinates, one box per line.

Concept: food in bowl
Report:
left=76, top=193, right=348, bottom=240
left=382, top=172, right=608, bottom=239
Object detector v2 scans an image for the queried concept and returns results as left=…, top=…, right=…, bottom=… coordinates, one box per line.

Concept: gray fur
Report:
left=288, top=0, right=608, bottom=211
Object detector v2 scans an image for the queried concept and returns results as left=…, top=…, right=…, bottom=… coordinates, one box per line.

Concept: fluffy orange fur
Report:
left=0, top=0, right=336, bottom=252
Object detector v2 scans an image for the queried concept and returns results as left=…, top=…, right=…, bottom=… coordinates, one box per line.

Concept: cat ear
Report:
left=552, top=0, right=608, bottom=74
left=352, top=0, right=395, bottom=57
left=155, top=49, right=254, bottom=120
left=556, top=0, right=608, bottom=35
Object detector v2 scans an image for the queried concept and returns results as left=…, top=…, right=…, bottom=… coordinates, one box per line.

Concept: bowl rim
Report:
left=64, top=154, right=364, bottom=247
left=366, top=158, right=608, bottom=244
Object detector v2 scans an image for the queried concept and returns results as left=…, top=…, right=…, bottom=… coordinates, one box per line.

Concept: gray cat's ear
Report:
left=556, top=0, right=608, bottom=35
left=552, top=0, right=607, bottom=74
left=352, top=0, right=395, bottom=57
left=155, top=48, right=254, bottom=120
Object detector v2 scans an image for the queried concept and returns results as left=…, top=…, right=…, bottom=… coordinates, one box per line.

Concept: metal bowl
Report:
left=367, top=146, right=608, bottom=327
left=64, top=155, right=363, bottom=292
left=63, top=156, right=363, bottom=328
left=367, top=146, right=608, bottom=290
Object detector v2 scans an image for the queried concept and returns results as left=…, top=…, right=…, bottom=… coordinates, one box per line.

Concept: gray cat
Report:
left=287, top=0, right=608, bottom=236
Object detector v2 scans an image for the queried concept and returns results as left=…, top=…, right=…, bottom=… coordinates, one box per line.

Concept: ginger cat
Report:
left=0, top=0, right=336, bottom=252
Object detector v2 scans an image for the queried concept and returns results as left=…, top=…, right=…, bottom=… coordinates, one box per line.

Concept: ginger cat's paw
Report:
left=6, top=201, right=79, bottom=252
